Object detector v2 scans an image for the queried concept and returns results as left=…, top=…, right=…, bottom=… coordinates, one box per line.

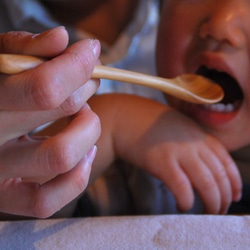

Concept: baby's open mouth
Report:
left=196, top=66, right=244, bottom=112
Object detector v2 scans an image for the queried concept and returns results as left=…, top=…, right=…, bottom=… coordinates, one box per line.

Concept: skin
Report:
left=89, top=93, right=241, bottom=214
left=0, top=27, right=101, bottom=218
left=155, top=0, right=249, bottom=212
left=0, top=0, right=138, bottom=218
left=157, top=0, right=250, bottom=152
left=87, top=0, right=243, bottom=214
left=2, top=0, right=241, bottom=217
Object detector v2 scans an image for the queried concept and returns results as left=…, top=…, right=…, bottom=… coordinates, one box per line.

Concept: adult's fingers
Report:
left=0, top=104, right=101, bottom=180
left=0, top=150, right=95, bottom=218
left=0, top=38, right=100, bottom=110
left=0, top=79, right=99, bottom=145
left=0, top=27, right=69, bottom=57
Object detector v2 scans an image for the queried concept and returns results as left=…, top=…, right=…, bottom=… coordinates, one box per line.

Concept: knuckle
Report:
left=201, top=174, right=215, bottom=191
left=0, top=32, right=22, bottom=52
left=74, top=174, right=89, bottom=193
left=46, top=140, right=76, bottom=174
left=59, top=95, right=83, bottom=116
left=30, top=72, right=64, bottom=110
left=30, top=192, right=55, bottom=219
left=0, top=32, right=12, bottom=51
left=68, top=49, right=94, bottom=81
left=84, top=111, right=102, bottom=142
left=216, top=166, right=228, bottom=180
left=0, top=31, right=34, bottom=53
left=78, top=105, right=101, bottom=137
left=88, top=110, right=101, bottom=133
left=81, top=56, right=93, bottom=79
left=223, top=157, right=236, bottom=170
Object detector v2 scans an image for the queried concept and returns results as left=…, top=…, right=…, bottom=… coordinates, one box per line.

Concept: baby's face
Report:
left=156, top=0, right=250, bottom=151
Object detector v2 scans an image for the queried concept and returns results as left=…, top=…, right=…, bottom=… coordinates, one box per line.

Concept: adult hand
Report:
left=0, top=27, right=101, bottom=218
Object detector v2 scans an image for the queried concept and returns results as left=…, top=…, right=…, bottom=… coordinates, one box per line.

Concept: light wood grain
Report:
left=0, top=54, right=224, bottom=104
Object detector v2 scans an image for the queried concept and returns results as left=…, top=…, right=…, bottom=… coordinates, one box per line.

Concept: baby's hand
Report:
left=136, top=110, right=242, bottom=214
left=90, top=94, right=242, bottom=214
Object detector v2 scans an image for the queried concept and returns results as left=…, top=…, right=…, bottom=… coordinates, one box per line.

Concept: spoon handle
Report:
left=0, top=54, right=181, bottom=91
left=0, top=54, right=44, bottom=74
left=93, top=64, right=175, bottom=90
left=0, top=54, right=223, bottom=104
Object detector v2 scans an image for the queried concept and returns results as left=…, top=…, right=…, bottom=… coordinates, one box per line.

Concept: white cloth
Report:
left=1, top=215, right=250, bottom=249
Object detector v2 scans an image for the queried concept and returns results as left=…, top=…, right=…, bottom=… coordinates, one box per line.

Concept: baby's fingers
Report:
left=179, top=154, right=222, bottom=214
left=161, top=160, right=195, bottom=212
left=226, top=160, right=242, bottom=202
left=194, top=140, right=241, bottom=214
left=209, top=142, right=242, bottom=203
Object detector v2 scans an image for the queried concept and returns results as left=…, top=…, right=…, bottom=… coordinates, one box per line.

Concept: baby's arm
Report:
left=89, top=93, right=242, bottom=214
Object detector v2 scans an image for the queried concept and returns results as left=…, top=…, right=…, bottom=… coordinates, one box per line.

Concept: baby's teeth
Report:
left=225, top=104, right=234, bottom=112
left=204, top=103, right=235, bottom=112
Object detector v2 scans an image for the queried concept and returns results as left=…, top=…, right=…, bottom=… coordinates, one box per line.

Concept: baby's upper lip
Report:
left=195, top=52, right=236, bottom=79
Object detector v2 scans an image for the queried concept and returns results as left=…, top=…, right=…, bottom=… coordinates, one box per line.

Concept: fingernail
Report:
left=85, top=145, right=97, bottom=165
left=90, top=39, right=100, bottom=59
left=83, top=102, right=91, bottom=110
left=32, top=26, right=66, bottom=39
left=235, top=191, right=242, bottom=202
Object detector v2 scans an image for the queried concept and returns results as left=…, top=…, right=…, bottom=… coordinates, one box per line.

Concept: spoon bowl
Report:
left=0, top=54, right=224, bottom=104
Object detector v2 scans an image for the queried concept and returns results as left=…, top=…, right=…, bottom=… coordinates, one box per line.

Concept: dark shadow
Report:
left=0, top=218, right=79, bottom=250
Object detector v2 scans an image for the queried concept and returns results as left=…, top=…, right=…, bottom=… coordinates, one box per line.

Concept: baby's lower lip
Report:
left=183, top=103, right=239, bottom=127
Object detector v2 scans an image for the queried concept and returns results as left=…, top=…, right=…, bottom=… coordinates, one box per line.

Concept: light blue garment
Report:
left=96, top=0, right=166, bottom=103
left=1, top=0, right=58, bottom=31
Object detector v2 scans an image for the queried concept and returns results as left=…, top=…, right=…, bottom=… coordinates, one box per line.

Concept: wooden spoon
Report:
left=0, top=54, right=223, bottom=104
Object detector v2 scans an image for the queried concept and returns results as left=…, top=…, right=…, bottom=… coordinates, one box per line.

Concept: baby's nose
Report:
left=199, top=1, right=247, bottom=49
